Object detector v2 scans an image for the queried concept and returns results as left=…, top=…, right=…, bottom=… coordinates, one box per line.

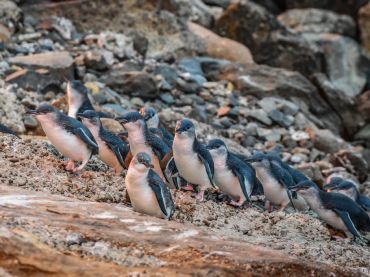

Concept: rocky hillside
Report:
left=1, top=0, right=370, bottom=276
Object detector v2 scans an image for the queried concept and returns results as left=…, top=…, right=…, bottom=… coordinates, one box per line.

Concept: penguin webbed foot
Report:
left=195, top=189, right=205, bottom=202
left=65, top=160, right=76, bottom=171
left=228, top=198, right=245, bottom=208
left=182, top=183, right=195, bottom=191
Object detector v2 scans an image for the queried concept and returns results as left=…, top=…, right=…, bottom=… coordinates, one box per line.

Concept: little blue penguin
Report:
left=67, top=80, right=94, bottom=118
left=0, top=123, right=19, bottom=138
left=115, top=111, right=170, bottom=182
left=245, top=152, right=307, bottom=212
left=140, top=107, right=173, bottom=146
left=324, top=178, right=370, bottom=216
left=77, top=110, right=129, bottom=175
left=206, top=139, right=263, bottom=206
left=28, top=104, right=98, bottom=172
left=126, top=152, right=175, bottom=219
left=172, top=119, right=216, bottom=201
left=291, top=180, right=370, bottom=242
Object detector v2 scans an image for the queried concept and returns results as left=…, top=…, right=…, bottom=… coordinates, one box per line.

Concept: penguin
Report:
left=126, top=152, right=175, bottom=219
left=140, top=107, right=173, bottom=146
left=28, top=104, right=98, bottom=172
left=172, top=119, right=216, bottom=201
left=77, top=110, right=129, bottom=175
left=0, top=123, right=19, bottom=138
left=324, top=179, right=370, bottom=215
left=206, top=139, right=263, bottom=206
left=115, top=111, right=170, bottom=182
left=67, top=80, right=94, bottom=118
left=291, top=180, right=370, bottom=242
left=244, top=153, right=307, bottom=212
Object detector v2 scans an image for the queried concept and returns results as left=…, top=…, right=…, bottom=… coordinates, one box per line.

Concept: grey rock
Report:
left=278, top=9, right=356, bottom=37
left=246, top=109, right=272, bottom=126
left=160, top=92, right=175, bottom=104
left=153, top=65, right=178, bottom=87
left=202, top=0, right=231, bottom=8
left=268, top=110, right=294, bottom=127
left=214, top=0, right=323, bottom=77
left=52, top=16, right=77, bottom=40
left=84, top=50, right=113, bottom=71
left=312, top=129, right=349, bottom=154
left=259, top=97, right=299, bottom=116
left=245, top=122, right=258, bottom=136
left=101, top=104, right=127, bottom=116
left=0, top=1, right=22, bottom=34
left=23, top=115, right=38, bottom=129
left=66, top=233, right=84, bottom=246
left=257, top=128, right=281, bottom=142
left=354, top=124, right=370, bottom=140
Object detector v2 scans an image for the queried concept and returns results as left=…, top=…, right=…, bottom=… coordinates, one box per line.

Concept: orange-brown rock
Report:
left=359, top=2, right=370, bottom=52
left=188, top=21, right=254, bottom=64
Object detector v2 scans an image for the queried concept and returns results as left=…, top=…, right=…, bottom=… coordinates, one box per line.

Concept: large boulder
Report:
left=359, top=2, right=370, bottom=53
left=216, top=63, right=342, bottom=134
left=214, top=0, right=324, bottom=77
left=188, top=22, right=254, bottom=64
left=278, top=8, right=356, bottom=37
left=303, top=33, right=367, bottom=99
left=6, top=51, right=74, bottom=91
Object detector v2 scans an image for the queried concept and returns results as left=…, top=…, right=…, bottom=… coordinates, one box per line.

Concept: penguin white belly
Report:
left=213, top=160, right=244, bottom=201
left=126, top=170, right=164, bottom=219
left=173, top=147, right=211, bottom=187
left=255, top=166, right=289, bottom=206
left=41, top=122, right=91, bottom=162
left=316, top=208, right=349, bottom=234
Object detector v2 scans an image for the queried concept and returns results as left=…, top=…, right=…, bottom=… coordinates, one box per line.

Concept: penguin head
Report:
left=67, top=80, right=89, bottom=97
left=175, top=119, right=195, bottom=138
left=116, top=111, right=145, bottom=131
left=140, top=107, right=159, bottom=128
left=134, top=152, right=154, bottom=171
left=290, top=180, right=319, bottom=198
left=207, top=139, right=227, bottom=157
left=77, top=110, right=101, bottom=128
left=27, top=104, right=57, bottom=121
left=324, top=180, right=358, bottom=200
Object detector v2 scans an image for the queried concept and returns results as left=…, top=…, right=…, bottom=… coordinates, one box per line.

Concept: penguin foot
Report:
left=228, top=199, right=245, bottom=207
left=331, top=235, right=350, bottom=242
left=195, top=190, right=205, bottom=202
left=73, top=159, right=89, bottom=172
left=277, top=203, right=287, bottom=212
left=265, top=201, right=274, bottom=213
left=182, top=184, right=194, bottom=191
left=65, top=160, right=76, bottom=171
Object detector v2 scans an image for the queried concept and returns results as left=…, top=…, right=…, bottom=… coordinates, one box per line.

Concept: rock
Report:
left=188, top=22, right=254, bottom=64
left=309, top=128, right=349, bottom=154
left=217, top=63, right=341, bottom=134
left=245, top=122, right=258, bottom=136
left=217, top=106, right=231, bottom=117
left=278, top=9, right=356, bottom=37
left=359, top=2, right=370, bottom=53
left=0, top=0, right=22, bottom=34
left=354, top=124, right=370, bottom=141
left=312, top=73, right=364, bottom=137
left=202, top=0, right=232, bottom=8
left=153, top=65, right=178, bottom=88
left=84, top=50, right=114, bottom=71
left=0, top=184, right=352, bottom=276
left=160, top=93, right=175, bottom=104
left=214, top=0, right=323, bottom=77
left=357, top=90, right=370, bottom=121
left=51, top=16, right=77, bottom=40
left=101, top=104, right=127, bottom=116
left=257, top=128, right=281, bottom=141
left=0, top=24, right=10, bottom=42
left=268, top=109, right=294, bottom=127
left=246, top=109, right=272, bottom=126
left=101, top=71, right=158, bottom=99
left=23, top=115, right=38, bottom=129
left=304, top=33, right=366, bottom=99
left=283, top=0, right=368, bottom=19
left=6, top=51, right=74, bottom=91
left=258, top=97, right=299, bottom=116
left=131, top=31, right=149, bottom=57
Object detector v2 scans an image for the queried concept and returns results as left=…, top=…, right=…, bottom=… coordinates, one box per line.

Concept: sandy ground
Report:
left=0, top=134, right=369, bottom=275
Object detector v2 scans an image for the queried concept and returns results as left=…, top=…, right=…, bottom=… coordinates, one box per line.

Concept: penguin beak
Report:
left=143, top=161, right=154, bottom=168
left=27, top=109, right=38, bottom=115
left=115, top=116, right=128, bottom=124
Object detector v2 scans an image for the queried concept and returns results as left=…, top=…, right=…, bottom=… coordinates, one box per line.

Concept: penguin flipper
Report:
left=333, top=209, right=362, bottom=239
left=0, top=123, right=20, bottom=138
left=147, top=132, right=170, bottom=160
left=358, top=196, right=370, bottom=212
left=270, top=160, right=296, bottom=210
left=164, top=157, right=180, bottom=189
left=101, top=129, right=129, bottom=168
left=196, top=144, right=216, bottom=188
left=148, top=169, right=175, bottom=219
left=73, top=127, right=99, bottom=155
left=232, top=168, right=251, bottom=203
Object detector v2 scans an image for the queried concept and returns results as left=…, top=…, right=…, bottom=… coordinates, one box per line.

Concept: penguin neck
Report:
left=127, top=164, right=149, bottom=185
left=67, top=92, right=84, bottom=119
left=212, top=151, right=228, bottom=169
left=127, top=124, right=149, bottom=152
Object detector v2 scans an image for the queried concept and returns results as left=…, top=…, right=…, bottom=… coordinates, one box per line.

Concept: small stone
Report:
left=217, top=106, right=231, bottom=117
left=101, top=104, right=127, bottom=116
left=160, top=93, right=175, bottom=104
left=245, top=122, right=258, bottom=136
left=242, top=136, right=257, bottom=147
left=257, top=128, right=281, bottom=142
left=130, top=97, right=145, bottom=107
left=66, top=233, right=84, bottom=246
left=246, top=109, right=272, bottom=126
left=24, top=115, right=38, bottom=129
left=268, top=109, right=294, bottom=127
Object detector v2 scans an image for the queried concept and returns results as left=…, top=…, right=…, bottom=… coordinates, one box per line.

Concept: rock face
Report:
left=359, top=2, right=370, bottom=52
left=278, top=8, right=356, bottom=37
left=6, top=51, right=74, bottom=91
left=214, top=0, right=323, bottom=77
